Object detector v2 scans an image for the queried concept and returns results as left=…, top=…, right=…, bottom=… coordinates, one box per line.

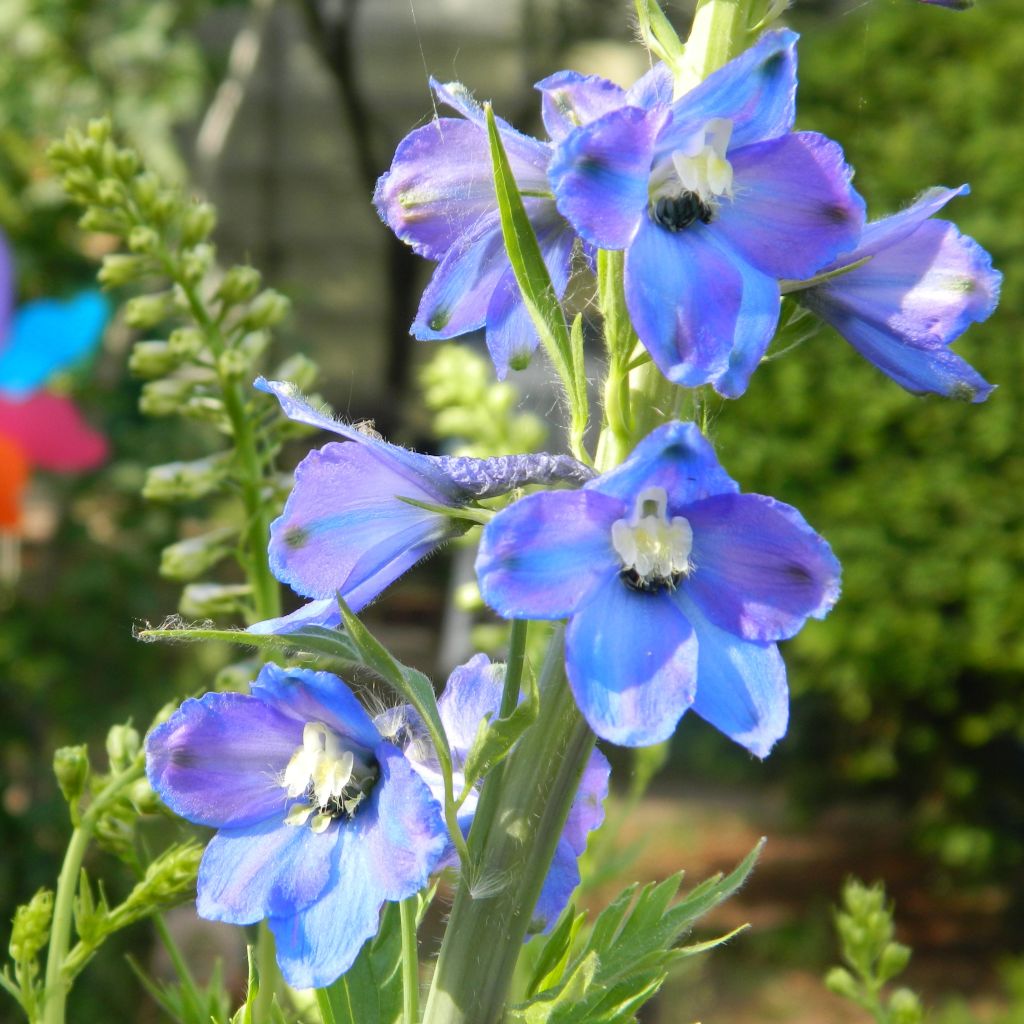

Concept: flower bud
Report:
left=62, top=167, right=98, bottom=201
left=878, top=941, right=912, bottom=982
left=122, top=843, right=202, bottom=917
left=151, top=193, right=177, bottom=225
left=888, top=988, right=923, bottom=1024
left=179, top=582, right=252, bottom=619
left=237, top=330, right=271, bottom=363
left=106, top=723, right=141, bottom=771
left=113, top=148, right=140, bottom=180
left=78, top=208, right=124, bottom=233
left=180, top=396, right=228, bottom=426
left=217, top=348, right=250, bottom=381
left=272, top=353, right=319, bottom=392
left=132, top=172, right=159, bottom=209
left=127, top=225, right=160, bottom=254
left=823, top=966, right=859, bottom=1001
left=139, top=377, right=199, bottom=417
left=53, top=745, right=90, bottom=806
left=159, top=527, right=235, bottom=581
left=181, top=243, right=215, bottom=285
left=242, top=289, right=290, bottom=329
left=181, top=202, right=217, bottom=246
left=127, top=776, right=163, bottom=814
left=9, top=889, right=53, bottom=963
left=217, top=265, right=261, bottom=305
left=168, top=326, right=204, bottom=360
left=125, top=293, right=171, bottom=330
left=98, top=253, right=147, bottom=288
left=128, top=341, right=179, bottom=380
left=143, top=452, right=231, bottom=502
left=97, top=178, right=125, bottom=206
left=86, top=117, right=112, bottom=144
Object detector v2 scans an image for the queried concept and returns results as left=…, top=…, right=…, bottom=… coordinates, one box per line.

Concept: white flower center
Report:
left=611, top=487, right=693, bottom=592
left=281, top=721, right=377, bottom=833
left=671, top=118, right=735, bottom=203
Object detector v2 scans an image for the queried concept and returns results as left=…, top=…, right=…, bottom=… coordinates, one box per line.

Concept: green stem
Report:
left=400, top=898, right=420, bottom=1023
left=596, top=250, right=637, bottom=470
left=41, top=760, right=145, bottom=1024
left=676, top=0, right=752, bottom=93
left=421, top=630, right=595, bottom=1024
left=500, top=620, right=529, bottom=719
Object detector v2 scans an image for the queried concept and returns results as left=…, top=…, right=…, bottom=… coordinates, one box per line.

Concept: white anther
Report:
left=611, top=486, right=693, bottom=586
left=671, top=118, right=734, bottom=203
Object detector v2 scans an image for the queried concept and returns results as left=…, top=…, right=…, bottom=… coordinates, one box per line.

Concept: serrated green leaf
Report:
left=511, top=952, right=600, bottom=1024
left=525, top=906, right=587, bottom=998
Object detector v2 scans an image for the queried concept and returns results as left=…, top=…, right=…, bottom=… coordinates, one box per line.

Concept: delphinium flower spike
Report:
left=792, top=186, right=1000, bottom=401
left=252, top=377, right=593, bottom=634
left=546, top=29, right=866, bottom=397
left=381, top=653, right=610, bottom=932
left=477, top=422, right=841, bottom=750
left=146, top=662, right=447, bottom=988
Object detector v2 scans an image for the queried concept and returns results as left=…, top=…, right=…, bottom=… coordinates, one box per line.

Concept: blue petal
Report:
left=563, top=747, right=611, bottom=855
left=676, top=593, right=788, bottom=759
left=247, top=597, right=340, bottom=635
left=437, top=653, right=504, bottom=762
left=592, top=423, right=739, bottom=508
left=531, top=837, right=581, bottom=933
left=566, top=576, right=697, bottom=746
left=250, top=663, right=381, bottom=752
left=268, top=442, right=453, bottom=601
left=625, top=63, right=674, bottom=110
left=549, top=105, right=663, bottom=249
left=535, top=70, right=627, bottom=141
left=476, top=490, right=622, bottom=619
left=657, top=29, right=797, bottom=156
left=624, top=215, right=743, bottom=387
left=198, top=817, right=339, bottom=925
left=851, top=186, right=968, bottom=260
left=0, top=291, right=109, bottom=397
left=684, top=492, right=841, bottom=641
left=713, top=132, right=865, bottom=279
left=145, top=692, right=299, bottom=829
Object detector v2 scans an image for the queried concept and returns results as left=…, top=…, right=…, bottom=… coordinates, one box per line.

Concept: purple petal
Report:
left=268, top=442, right=454, bottom=601
left=536, top=70, right=627, bottom=141
left=657, top=29, right=797, bottom=156
left=713, top=132, right=865, bottom=280
left=198, top=818, right=339, bottom=925
left=625, top=63, right=674, bottom=111
left=677, top=593, right=788, bottom=759
left=848, top=186, right=968, bottom=261
left=250, top=663, right=381, bottom=752
left=591, top=422, right=738, bottom=508
left=684, top=492, right=841, bottom=642
left=476, top=490, right=623, bottom=619
left=549, top=105, right=663, bottom=249
left=437, top=653, right=504, bottom=760
left=566, top=578, right=698, bottom=746
left=563, top=747, right=610, bottom=855
left=624, top=216, right=744, bottom=387
left=531, top=837, right=581, bottom=933
left=436, top=450, right=595, bottom=497
left=247, top=597, right=341, bottom=636
left=146, top=692, right=299, bottom=829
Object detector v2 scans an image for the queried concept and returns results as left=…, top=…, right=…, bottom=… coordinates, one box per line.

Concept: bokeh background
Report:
left=0, top=0, right=1020, bottom=1020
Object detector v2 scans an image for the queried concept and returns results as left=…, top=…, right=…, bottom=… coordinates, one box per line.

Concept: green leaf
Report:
left=458, top=661, right=539, bottom=801
left=319, top=903, right=404, bottom=1024
left=485, top=104, right=587, bottom=451
left=525, top=906, right=587, bottom=998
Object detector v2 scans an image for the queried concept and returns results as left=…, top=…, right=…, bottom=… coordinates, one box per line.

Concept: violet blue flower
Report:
left=476, top=422, right=841, bottom=750
left=146, top=663, right=447, bottom=989
left=546, top=29, right=865, bottom=397
left=794, top=186, right=1000, bottom=401
left=374, top=80, right=578, bottom=377
left=252, top=378, right=594, bottom=635
left=380, top=653, right=610, bottom=931
left=916, top=0, right=973, bottom=8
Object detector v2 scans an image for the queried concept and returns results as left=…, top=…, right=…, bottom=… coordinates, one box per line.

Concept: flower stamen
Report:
left=611, top=486, right=693, bottom=592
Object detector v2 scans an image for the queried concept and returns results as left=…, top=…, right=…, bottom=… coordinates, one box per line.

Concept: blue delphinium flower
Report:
left=476, top=423, right=841, bottom=750
left=252, top=378, right=594, bottom=634
left=794, top=186, right=1000, bottom=401
left=146, top=663, right=447, bottom=989
left=374, top=80, right=578, bottom=377
left=546, top=29, right=865, bottom=397
left=380, top=653, right=610, bottom=931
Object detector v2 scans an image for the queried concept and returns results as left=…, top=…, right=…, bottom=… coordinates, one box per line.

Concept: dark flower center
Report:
left=651, top=192, right=714, bottom=232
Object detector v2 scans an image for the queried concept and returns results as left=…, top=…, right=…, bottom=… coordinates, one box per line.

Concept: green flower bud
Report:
left=132, top=172, right=160, bottom=210
left=215, top=657, right=261, bottom=692
left=238, top=330, right=271, bottom=363
left=113, top=148, right=140, bottom=180
left=168, top=326, right=204, bottom=360
left=78, top=208, right=125, bottom=233
left=182, top=202, right=217, bottom=246
left=143, top=452, right=231, bottom=502
left=106, top=723, right=141, bottom=771
left=120, top=843, right=202, bottom=921
left=127, top=225, right=160, bottom=254
left=888, top=988, right=923, bottom=1024
left=99, top=253, right=148, bottom=288
left=159, top=527, right=235, bottom=581
left=97, top=178, right=125, bottom=206
left=129, top=341, right=179, bottom=380
left=217, top=348, right=249, bottom=381
left=139, top=377, right=199, bottom=417
left=180, top=396, right=228, bottom=427
left=53, top=745, right=90, bottom=806
left=127, top=776, right=162, bottom=815
left=93, top=799, right=138, bottom=860
left=181, top=243, right=215, bottom=285
left=823, top=966, right=859, bottom=1001
left=63, top=167, right=98, bottom=201
left=125, top=293, right=172, bottom=330
left=242, top=289, right=290, bottom=330
left=151, top=193, right=178, bottom=225
left=86, top=117, right=111, bottom=144
left=217, top=265, right=261, bottom=305
left=878, top=941, right=912, bottom=982
left=179, top=582, right=252, bottom=619
left=273, top=353, right=319, bottom=392
left=9, top=889, right=53, bottom=963
left=78, top=137, right=102, bottom=170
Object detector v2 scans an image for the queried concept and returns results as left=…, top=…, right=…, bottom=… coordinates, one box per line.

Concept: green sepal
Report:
left=633, top=0, right=686, bottom=68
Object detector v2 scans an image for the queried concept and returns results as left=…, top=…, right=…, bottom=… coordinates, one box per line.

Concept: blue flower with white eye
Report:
left=795, top=186, right=1000, bottom=401
left=382, top=653, right=610, bottom=932
left=146, top=663, right=447, bottom=989
left=250, top=378, right=593, bottom=635
left=546, top=29, right=865, bottom=397
left=476, top=422, right=841, bottom=751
